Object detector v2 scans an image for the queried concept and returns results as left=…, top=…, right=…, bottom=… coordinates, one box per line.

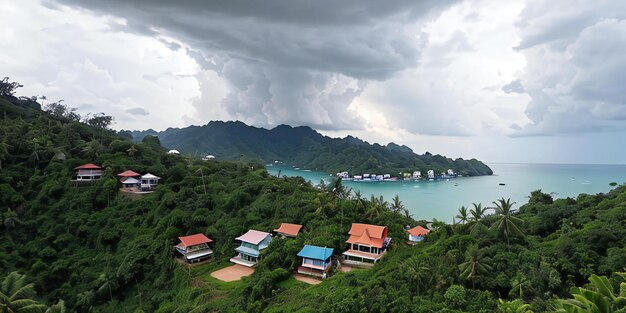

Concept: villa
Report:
left=74, top=163, right=102, bottom=181
left=230, top=229, right=272, bottom=267
left=140, top=173, right=160, bottom=191
left=342, top=223, right=391, bottom=266
left=273, top=223, right=302, bottom=238
left=168, top=149, right=180, bottom=155
left=118, top=170, right=141, bottom=191
left=427, top=170, right=435, bottom=179
left=175, top=233, right=213, bottom=264
left=297, top=245, right=334, bottom=279
left=407, top=225, right=430, bottom=244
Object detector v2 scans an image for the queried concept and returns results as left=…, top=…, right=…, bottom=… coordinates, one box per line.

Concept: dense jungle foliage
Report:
left=1, top=81, right=625, bottom=312
left=130, top=122, right=493, bottom=177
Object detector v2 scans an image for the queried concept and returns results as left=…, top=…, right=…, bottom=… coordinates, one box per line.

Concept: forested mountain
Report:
left=130, top=122, right=493, bottom=177
left=1, top=81, right=625, bottom=312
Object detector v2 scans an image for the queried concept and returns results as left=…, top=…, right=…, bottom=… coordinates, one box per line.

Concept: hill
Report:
left=130, top=121, right=493, bottom=177
left=1, top=80, right=625, bottom=312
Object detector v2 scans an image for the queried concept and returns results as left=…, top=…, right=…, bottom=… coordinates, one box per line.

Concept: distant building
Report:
left=427, top=170, right=435, bottom=179
left=273, top=223, right=302, bottom=238
left=230, top=230, right=272, bottom=267
left=342, top=223, right=391, bottom=266
left=407, top=225, right=430, bottom=244
left=297, top=245, right=334, bottom=279
left=168, top=150, right=180, bottom=155
left=175, top=233, right=213, bottom=264
left=412, top=171, right=421, bottom=179
left=140, top=173, right=160, bottom=191
left=447, top=169, right=455, bottom=176
left=74, top=163, right=102, bottom=181
left=202, top=155, right=216, bottom=161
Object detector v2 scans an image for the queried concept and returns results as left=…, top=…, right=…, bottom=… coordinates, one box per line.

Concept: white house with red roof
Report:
left=342, top=223, right=391, bottom=266
left=74, top=163, right=102, bottom=181
left=175, top=233, right=213, bottom=264
left=230, top=229, right=273, bottom=267
left=407, top=225, right=430, bottom=244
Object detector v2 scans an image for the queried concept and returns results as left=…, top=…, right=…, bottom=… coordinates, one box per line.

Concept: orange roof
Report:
left=274, top=223, right=302, bottom=237
left=117, top=170, right=141, bottom=177
left=407, top=225, right=430, bottom=237
left=345, top=223, right=388, bottom=248
left=74, top=163, right=101, bottom=170
left=178, top=233, right=212, bottom=247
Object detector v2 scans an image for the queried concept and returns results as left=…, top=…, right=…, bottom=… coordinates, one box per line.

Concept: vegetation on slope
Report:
left=1, top=78, right=625, bottom=312
left=130, top=122, right=493, bottom=177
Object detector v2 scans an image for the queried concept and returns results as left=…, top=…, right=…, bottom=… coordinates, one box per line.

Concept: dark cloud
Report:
left=49, top=0, right=458, bottom=130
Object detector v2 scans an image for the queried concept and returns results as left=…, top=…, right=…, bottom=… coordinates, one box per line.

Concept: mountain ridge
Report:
left=129, top=121, right=493, bottom=177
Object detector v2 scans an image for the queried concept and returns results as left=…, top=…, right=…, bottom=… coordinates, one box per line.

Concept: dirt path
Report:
left=293, top=273, right=322, bottom=285
left=210, top=264, right=254, bottom=282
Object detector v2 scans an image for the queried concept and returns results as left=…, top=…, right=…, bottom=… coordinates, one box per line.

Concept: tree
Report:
left=490, top=198, right=524, bottom=247
left=509, top=272, right=531, bottom=299
left=555, top=272, right=626, bottom=313
left=390, top=195, right=404, bottom=214
left=0, top=77, right=23, bottom=96
left=402, top=258, right=431, bottom=296
left=0, top=272, right=47, bottom=313
left=0, top=140, right=9, bottom=170
left=126, top=145, right=138, bottom=158
left=459, top=245, right=492, bottom=289
left=456, top=206, right=469, bottom=224
left=468, top=203, right=488, bottom=235
left=84, top=113, right=114, bottom=129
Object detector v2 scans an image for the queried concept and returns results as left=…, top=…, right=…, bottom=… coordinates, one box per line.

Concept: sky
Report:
left=1, top=0, right=625, bottom=164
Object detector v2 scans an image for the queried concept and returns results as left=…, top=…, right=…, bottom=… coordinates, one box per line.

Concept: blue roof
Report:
left=297, top=245, right=334, bottom=261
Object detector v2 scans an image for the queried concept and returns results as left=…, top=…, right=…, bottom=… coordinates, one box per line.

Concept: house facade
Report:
left=74, top=163, right=102, bottom=181
left=297, top=245, right=334, bottom=279
left=342, top=223, right=391, bottom=266
left=175, top=233, right=213, bottom=264
left=140, top=173, right=160, bottom=191
left=230, top=230, right=272, bottom=267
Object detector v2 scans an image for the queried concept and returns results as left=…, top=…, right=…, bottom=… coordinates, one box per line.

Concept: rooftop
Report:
left=235, top=229, right=271, bottom=245
left=297, top=245, right=334, bottom=261
left=346, top=223, right=388, bottom=248
left=274, top=223, right=302, bottom=237
left=407, top=225, right=430, bottom=237
left=178, top=233, right=212, bottom=247
left=74, top=163, right=101, bottom=170
left=117, top=170, right=141, bottom=177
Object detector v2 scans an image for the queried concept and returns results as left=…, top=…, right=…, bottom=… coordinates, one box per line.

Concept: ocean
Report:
left=266, top=163, right=626, bottom=222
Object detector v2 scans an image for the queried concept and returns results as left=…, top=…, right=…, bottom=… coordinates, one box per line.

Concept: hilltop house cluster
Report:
left=336, top=168, right=457, bottom=181
left=175, top=221, right=429, bottom=280
left=72, top=163, right=160, bottom=194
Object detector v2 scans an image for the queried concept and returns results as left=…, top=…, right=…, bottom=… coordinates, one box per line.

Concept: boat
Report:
left=499, top=183, right=506, bottom=186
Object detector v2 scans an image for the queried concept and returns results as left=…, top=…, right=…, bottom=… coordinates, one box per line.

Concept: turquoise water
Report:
left=266, top=163, right=626, bottom=222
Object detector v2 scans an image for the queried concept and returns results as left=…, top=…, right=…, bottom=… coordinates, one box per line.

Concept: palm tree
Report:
left=0, top=140, right=9, bottom=170
left=3, top=209, right=22, bottom=230
left=403, top=258, right=431, bottom=296
left=509, top=273, right=530, bottom=299
left=0, top=271, right=47, bottom=313
left=490, top=198, right=524, bottom=247
left=459, top=245, right=492, bottom=289
left=468, top=203, right=488, bottom=235
left=46, top=300, right=66, bottom=313
left=456, top=206, right=469, bottom=224
left=96, top=273, right=114, bottom=302
left=390, top=195, right=404, bottom=214
left=556, top=272, right=626, bottom=313
left=126, top=145, right=138, bottom=158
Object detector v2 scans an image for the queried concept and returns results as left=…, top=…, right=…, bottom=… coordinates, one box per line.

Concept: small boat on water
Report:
left=499, top=183, right=506, bottom=186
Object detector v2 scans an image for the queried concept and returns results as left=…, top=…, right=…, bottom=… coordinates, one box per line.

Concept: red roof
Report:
left=178, top=233, right=212, bottom=247
left=346, top=223, right=388, bottom=248
left=74, top=163, right=102, bottom=170
left=117, top=170, right=141, bottom=177
left=274, top=223, right=302, bottom=237
left=407, top=225, right=430, bottom=237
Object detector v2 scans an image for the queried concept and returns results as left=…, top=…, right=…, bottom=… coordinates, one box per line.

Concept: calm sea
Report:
left=266, top=163, right=626, bottom=222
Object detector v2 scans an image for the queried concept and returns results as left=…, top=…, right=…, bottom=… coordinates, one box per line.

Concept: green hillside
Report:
left=1, top=85, right=625, bottom=312
left=130, top=122, right=493, bottom=177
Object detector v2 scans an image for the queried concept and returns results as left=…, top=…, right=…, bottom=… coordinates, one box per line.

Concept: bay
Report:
left=266, top=163, right=626, bottom=222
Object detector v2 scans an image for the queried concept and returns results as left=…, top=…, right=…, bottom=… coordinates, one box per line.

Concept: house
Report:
left=427, top=170, right=435, bottom=179
left=407, top=225, right=430, bottom=244
left=121, top=177, right=141, bottom=190
left=140, top=173, right=160, bottom=191
left=74, top=163, right=102, bottom=181
left=273, top=223, right=302, bottom=238
left=297, top=245, right=334, bottom=279
left=447, top=169, right=455, bottom=176
left=175, top=233, right=213, bottom=264
left=412, top=171, right=421, bottom=179
left=168, top=149, right=180, bottom=155
left=230, top=230, right=272, bottom=267
left=342, top=223, right=391, bottom=266
left=202, top=154, right=216, bottom=161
